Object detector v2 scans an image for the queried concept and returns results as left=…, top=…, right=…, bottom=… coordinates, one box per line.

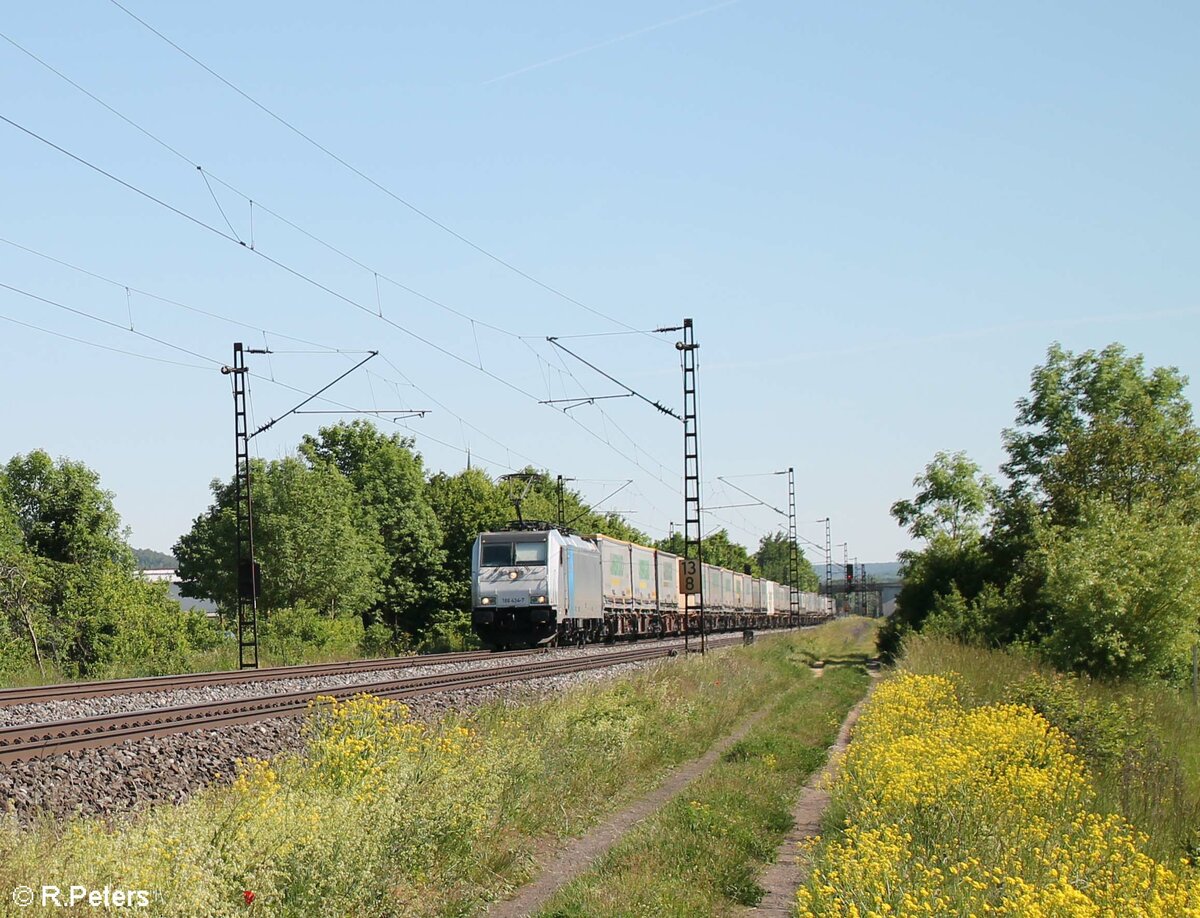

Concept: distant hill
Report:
left=133, top=548, right=177, bottom=570
left=812, top=560, right=903, bottom=584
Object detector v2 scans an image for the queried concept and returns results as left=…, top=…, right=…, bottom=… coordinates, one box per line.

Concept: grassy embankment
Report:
left=533, top=622, right=875, bottom=917
left=796, top=635, right=1200, bottom=916
left=0, top=622, right=869, bottom=918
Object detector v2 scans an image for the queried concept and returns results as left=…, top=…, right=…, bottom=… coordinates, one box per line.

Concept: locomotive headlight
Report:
left=480, top=596, right=493, bottom=605
left=532, top=595, right=547, bottom=604
left=508, top=571, right=518, bottom=580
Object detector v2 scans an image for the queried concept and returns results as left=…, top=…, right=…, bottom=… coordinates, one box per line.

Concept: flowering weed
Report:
left=797, top=673, right=1200, bottom=917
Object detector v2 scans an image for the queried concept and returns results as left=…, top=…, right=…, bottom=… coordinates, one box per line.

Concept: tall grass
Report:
left=789, top=615, right=879, bottom=666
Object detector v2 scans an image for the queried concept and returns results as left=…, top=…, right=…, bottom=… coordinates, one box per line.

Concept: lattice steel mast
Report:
left=679, top=319, right=705, bottom=654
left=223, top=342, right=264, bottom=669
left=787, top=467, right=800, bottom=618
left=824, top=517, right=833, bottom=616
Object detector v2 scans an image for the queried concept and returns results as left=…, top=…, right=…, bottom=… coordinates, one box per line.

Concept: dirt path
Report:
left=738, top=678, right=877, bottom=917
left=485, top=704, right=775, bottom=917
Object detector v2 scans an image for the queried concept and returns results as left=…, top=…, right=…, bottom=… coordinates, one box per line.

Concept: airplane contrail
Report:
left=483, top=0, right=743, bottom=86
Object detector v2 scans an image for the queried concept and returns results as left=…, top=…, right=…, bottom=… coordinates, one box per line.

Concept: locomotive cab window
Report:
left=481, top=543, right=512, bottom=567
left=481, top=539, right=548, bottom=567
left=513, top=541, right=548, bottom=565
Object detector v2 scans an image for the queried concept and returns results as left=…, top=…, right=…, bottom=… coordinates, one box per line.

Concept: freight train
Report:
left=470, top=525, right=829, bottom=648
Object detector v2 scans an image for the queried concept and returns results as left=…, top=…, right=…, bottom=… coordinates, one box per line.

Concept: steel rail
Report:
left=0, top=639, right=744, bottom=764
left=0, top=648, right=544, bottom=707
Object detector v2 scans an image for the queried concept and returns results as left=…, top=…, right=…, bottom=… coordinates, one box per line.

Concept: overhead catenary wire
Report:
left=0, top=235, right=344, bottom=353
left=0, top=232, right=554, bottom=478
left=0, top=309, right=212, bottom=370
left=0, top=271, right=522, bottom=472
left=0, top=231, right=552, bottom=477
left=105, top=0, right=652, bottom=337
left=2, top=85, right=776, bottom=553
left=715, top=477, right=788, bottom=518
left=0, top=30, right=527, bottom=338
left=0, top=113, right=546, bottom=403
left=0, top=280, right=223, bottom=367
left=249, top=351, right=379, bottom=439
left=6, top=15, right=709, bottom=490
left=2, top=27, right=800, bottom=554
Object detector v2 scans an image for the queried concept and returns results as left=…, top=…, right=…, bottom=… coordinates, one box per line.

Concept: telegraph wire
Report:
left=107, top=0, right=650, bottom=336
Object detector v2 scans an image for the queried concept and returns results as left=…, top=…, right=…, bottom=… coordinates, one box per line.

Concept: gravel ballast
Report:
left=0, top=651, right=685, bottom=824
left=0, top=639, right=700, bottom=729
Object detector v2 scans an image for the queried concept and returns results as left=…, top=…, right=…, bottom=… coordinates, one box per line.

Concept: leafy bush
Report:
left=259, top=606, right=364, bottom=664
left=1005, top=671, right=1140, bottom=763
left=416, top=608, right=477, bottom=653
left=357, top=621, right=403, bottom=658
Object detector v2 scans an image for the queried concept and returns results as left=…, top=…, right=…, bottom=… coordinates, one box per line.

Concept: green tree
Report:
left=656, top=528, right=757, bottom=573
left=0, top=497, right=47, bottom=676
left=300, top=422, right=446, bottom=636
left=50, top=563, right=219, bottom=677
left=175, top=456, right=386, bottom=622
left=879, top=533, right=995, bottom=657
left=495, top=469, right=649, bottom=543
left=1035, top=500, right=1200, bottom=679
left=891, top=451, right=996, bottom=545
left=1, top=452, right=221, bottom=678
left=3, top=450, right=132, bottom=568
left=1002, top=343, right=1200, bottom=525
left=423, top=467, right=534, bottom=652
left=427, top=468, right=511, bottom=614
left=883, top=451, right=997, bottom=645
left=754, top=531, right=820, bottom=590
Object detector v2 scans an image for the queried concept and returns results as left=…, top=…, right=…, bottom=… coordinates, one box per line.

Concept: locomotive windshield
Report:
left=480, top=539, right=548, bottom=566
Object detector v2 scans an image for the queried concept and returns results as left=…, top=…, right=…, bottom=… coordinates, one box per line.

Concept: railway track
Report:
left=0, top=648, right=544, bottom=707
left=0, top=637, right=745, bottom=764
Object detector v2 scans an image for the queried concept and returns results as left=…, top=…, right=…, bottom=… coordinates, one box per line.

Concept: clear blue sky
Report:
left=2, top=1, right=1197, bottom=564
